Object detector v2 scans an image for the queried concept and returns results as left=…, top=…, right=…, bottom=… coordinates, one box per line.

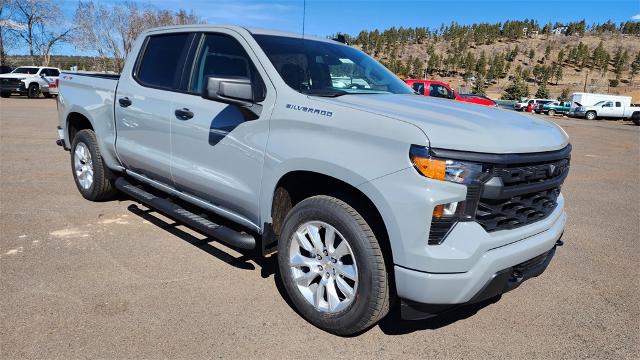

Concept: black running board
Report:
left=115, top=177, right=256, bottom=250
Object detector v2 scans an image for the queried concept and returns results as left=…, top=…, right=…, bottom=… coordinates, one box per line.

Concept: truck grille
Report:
left=476, top=187, right=560, bottom=232
left=476, top=155, right=569, bottom=232
left=0, top=77, right=23, bottom=90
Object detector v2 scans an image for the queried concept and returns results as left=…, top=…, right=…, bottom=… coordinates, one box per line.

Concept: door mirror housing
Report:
left=202, top=76, right=262, bottom=118
left=202, top=76, right=254, bottom=106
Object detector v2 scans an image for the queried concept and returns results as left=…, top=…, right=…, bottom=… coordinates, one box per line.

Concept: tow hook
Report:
left=555, top=239, right=564, bottom=247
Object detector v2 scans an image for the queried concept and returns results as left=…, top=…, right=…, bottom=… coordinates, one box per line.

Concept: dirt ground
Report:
left=1, top=97, right=639, bottom=359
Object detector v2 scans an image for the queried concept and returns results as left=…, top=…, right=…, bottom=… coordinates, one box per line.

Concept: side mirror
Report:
left=203, top=76, right=254, bottom=106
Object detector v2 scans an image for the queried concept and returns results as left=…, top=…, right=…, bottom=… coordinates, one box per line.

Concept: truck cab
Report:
left=56, top=25, right=570, bottom=336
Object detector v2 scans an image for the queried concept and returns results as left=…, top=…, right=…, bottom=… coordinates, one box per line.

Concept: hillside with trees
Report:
left=345, top=20, right=640, bottom=100
left=2, top=1, right=639, bottom=101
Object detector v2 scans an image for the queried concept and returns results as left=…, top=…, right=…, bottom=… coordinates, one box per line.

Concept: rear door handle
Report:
left=174, top=108, right=194, bottom=120
left=118, top=97, right=132, bottom=107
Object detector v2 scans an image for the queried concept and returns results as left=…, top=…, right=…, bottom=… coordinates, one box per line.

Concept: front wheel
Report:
left=70, top=129, right=117, bottom=201
left=585, top=111, right=597, bottom=120
left=278, top=195, right=390, bottom=336
left=27, top=84, right=39, bottom=98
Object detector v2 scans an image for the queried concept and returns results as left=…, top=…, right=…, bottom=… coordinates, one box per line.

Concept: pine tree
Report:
left=544, top=44, right=552, bottom=61
left=501, top=74, right=529, bottom=100
left=630, top=51, right=640, bottom=83
left=472, top=74, right=487, bottom=95
left=557, top=49, right=565, bottom=64
left=558, top=88, right=571, bottom=102
left=528, top=48, right=535, bottom=63
left=476, top=50, right=487, bottom=77
left=535, top=82, right=550, bottom=98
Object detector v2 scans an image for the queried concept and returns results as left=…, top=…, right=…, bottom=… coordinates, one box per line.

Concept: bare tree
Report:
left=0, top=0, right=24, bottom=65
left=73, top=1, right=202, bottom=72
left=11, top=0, right=71, bottom=65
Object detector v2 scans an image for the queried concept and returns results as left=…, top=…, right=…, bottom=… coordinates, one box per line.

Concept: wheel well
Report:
left=67, top=112, right=93, bottom=143
left=271, top=171, right=394, bottom=278
left=27, top=82, right=39, bottom=88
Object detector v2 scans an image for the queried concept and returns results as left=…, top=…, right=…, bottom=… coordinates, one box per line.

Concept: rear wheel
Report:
left=0, top=91, right=10, bottom=98
left=585, top=111, right=597, bottom=120
left=548, top=109, right=556, bottom=116
left=27, top=84, right=39, bottom=98
left=70, top=129, right=117, bottom=201
left=278, top=195, right=390, bottom=336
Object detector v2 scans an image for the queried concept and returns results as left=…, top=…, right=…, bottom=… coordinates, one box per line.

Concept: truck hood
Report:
left=321, top=94, right=569, bottom=154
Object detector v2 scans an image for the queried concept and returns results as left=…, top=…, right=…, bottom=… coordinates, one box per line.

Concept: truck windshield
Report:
left=12, top=67, right=39, bottom=74
left=253, top=34, right=413, bottom=96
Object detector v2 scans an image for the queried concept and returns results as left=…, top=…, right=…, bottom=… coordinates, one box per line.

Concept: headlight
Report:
left=409, top=145, right=483, bottom=185
left=409, top=145, right=488, bottom=245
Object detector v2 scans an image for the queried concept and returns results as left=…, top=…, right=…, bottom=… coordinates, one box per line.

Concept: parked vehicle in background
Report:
left=541, top=101, right=572, bottom=116
left=0, top=65, right=13, bottom=74
left=568, top=93, right=634, bottom=118
left=405, top=79, right=497, bottom=106
left=457, top=92, right=497, bottom=106
left=631, top=111, right=640, bottom=125
left=57, top=25, right=570, bottom=335
left=533, top=100, right=556, bottom=114
left=0, top=66, right=61, bottom=98
left=515, top=98, right=553, bottom=111
left=570, top=97, right=639, bottom=120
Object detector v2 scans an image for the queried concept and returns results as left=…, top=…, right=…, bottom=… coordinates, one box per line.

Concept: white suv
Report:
left=0, top=66, right=61, bottom=98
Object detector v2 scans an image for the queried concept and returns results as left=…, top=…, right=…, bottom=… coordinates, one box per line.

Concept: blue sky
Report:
left=13, top=0, right=640, bottom=55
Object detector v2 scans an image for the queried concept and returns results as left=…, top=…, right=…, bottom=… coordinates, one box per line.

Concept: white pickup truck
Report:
left=56, top=25, right=571, bottom=335
left=570, top=98, right=639, bottom=120
left=0, top=66, right=60, bottom=98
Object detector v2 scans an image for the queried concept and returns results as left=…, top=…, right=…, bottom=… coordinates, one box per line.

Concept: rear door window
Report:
left=615, top=102, right=621, bottom=107
left=136, top=33, right=192, bottom=90
left=429, top=84, right=453, bottom=99
left=412, top=82, right=424, bottom=94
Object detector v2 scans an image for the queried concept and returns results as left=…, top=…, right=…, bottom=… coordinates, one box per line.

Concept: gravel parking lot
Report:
left=1, top=97, right=639, bottom=359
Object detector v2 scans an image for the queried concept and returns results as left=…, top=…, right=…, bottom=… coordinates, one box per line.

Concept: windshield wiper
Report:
left=304, top=89, right=348, bottom=97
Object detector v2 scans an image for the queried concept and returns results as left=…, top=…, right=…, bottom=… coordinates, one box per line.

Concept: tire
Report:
left=43, top=92, right=52, bottom=98
left=0, top=91, right=10, bottom=98
left=585, top=111, right=597, bottom=120
left=27, top=83, right=39, bottom=98
left=277, top=195, right=389, bottom=336
left=70, top=129, right=117, bottom=201
left=548, top=109, right=556, bottom=116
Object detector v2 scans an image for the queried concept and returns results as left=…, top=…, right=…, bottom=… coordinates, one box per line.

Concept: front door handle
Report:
left=174, top=108, right=194, bottom=120
left=118, top=97, right=132, bottom=108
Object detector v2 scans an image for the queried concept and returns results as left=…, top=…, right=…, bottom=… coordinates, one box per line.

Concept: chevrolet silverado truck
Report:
left=0, top=66, right=60, bottom=98
left=56, top=25, right=570, bottom=335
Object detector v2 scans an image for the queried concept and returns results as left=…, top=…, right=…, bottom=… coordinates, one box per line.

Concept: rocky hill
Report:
left=348, top=21, right=640, bottom=101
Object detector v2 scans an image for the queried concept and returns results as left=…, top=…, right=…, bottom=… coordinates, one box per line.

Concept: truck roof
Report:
left=143, top=24, right=342, bottom=45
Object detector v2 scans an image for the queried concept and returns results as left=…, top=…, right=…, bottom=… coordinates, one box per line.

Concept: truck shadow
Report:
left=126, top=203, right=500, bottom=337
left=377, top=296, right=502, bottom=335
left=126, top=204, right=277, bottom=278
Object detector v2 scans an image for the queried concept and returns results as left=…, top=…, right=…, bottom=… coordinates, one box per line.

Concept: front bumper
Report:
left=0, top=82, right=26, bottom=93
left=394, top=204, right=565, bottom=305
left=569, top=111, right=585, bottom=118
left=400, top=240, right=561, bottom=320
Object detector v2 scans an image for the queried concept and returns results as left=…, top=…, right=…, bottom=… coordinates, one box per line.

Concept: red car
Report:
left=404, top=79, right=497, bottom=107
